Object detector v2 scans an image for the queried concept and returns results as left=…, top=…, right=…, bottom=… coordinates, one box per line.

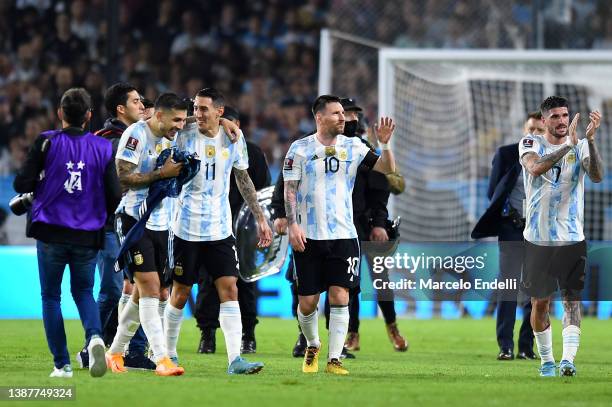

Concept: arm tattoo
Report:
left=583, top=139, right=604, bottom=182
left=284, top=180, right=299, bottom=225
left=233, top=168, right=264, bottom=220
left=562, top=300, right=582, bottom=328
left=116, top=159, right=161, bottom=190
left=522, top=146, right=571, bottom=176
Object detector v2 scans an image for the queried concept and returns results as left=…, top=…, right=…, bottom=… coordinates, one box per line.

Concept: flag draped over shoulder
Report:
left=115, top=147, right=200, bottom=272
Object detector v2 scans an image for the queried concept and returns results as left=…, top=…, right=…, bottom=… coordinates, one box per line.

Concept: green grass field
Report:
left=1, top=317, right=611, bottom=406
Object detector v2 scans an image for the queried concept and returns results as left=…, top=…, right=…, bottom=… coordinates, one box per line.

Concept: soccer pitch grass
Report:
left=1, top=318, right=611, bottom=406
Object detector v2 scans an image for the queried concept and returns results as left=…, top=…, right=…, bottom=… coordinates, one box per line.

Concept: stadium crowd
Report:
left=1, top=0, right=611, bottom=179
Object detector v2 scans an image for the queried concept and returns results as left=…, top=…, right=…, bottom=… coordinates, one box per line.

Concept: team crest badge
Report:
left=174, top=265, right=183, bottom=276
left=134, top=254, right=144, bottom=266
left=222, top=148, right=230, bottom=159
left=155, top=143, right=163, bottom=154
left=339, top=149, right=348, bottom=160
left=325, top=146, right=336, bottom=157
left=567, top=151, right=576, bottom=164
left=206, top=145, right=216, bottom=158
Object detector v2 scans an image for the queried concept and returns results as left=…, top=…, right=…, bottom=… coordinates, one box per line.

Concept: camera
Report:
left=9, top=192, right=34, bottom=216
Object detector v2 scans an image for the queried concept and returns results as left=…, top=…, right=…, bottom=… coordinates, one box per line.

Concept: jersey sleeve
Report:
left=233, top=132, right=249, bottom=170
left=116, top=125, right=145, bottom=165
left=518, top=135, right=541, bottom=164
left=283, top=141, right=304, bottom=181
left=354, top=138, right=379, bottom=169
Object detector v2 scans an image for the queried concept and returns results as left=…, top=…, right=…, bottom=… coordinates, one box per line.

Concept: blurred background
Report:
left=1, top=0, right=612, bottom=319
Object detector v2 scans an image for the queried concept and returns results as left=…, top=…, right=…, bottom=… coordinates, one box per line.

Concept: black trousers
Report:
left=496, top=219, right=533, bottom=352
left=194, top=273, right=259, bottom=336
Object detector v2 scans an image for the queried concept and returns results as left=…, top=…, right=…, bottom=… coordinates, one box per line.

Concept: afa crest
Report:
left=134, top=253, right=144, bottom=266
left=174, top=265, right=183, bottom=276
left=567, top=151, right=576, bottom=164
left=206, top=145, right=216, bottom=158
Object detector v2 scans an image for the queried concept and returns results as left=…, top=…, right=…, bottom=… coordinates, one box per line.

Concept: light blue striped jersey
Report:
left=283, top=134, right=374, bottom=240
left=115, top=120, right=173, bottom=231
left=519, top=134, right=590, bottom=244
left=172, top=123, right=248, bottom=241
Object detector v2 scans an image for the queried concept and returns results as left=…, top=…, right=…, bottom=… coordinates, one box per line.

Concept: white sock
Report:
left=297, top=306, right=320, bottom=348
left=139, top=297, right=166, bottom=363
left=109, top=300, right=140, bottom=354
left=219, top=301, right=242, bottom=364
left=158, top=299, right=168, bottom=330
left=328, top=305, right=349, bottom=361
left=561, top=325, right=580, bottom=363
left=164, top=303, right=183, bottom=359
left=534, top=326, right=554, bottom=365
left=118, top=294, right=131, bottom=316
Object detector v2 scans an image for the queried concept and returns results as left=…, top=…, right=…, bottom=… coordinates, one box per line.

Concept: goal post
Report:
left=378, top=49, right=612, bottom=241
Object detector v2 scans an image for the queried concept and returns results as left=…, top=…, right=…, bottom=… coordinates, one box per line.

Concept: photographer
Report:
left=13, top=88, right=121, bottom=378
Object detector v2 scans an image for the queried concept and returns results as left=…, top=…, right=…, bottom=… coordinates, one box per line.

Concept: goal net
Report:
left=377, top=49, right=612, bottom=241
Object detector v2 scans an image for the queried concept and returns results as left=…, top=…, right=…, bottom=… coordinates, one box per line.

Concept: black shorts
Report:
left=172, top=235, right=240, bottom=286
left=116, top=213, right=170, bottom=286
left=293, top=238, right=360, bottom=296
left=520, top=240, right=587, bottom=300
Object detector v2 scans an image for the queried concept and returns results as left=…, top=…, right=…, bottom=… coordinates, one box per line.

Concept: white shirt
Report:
left=519, top=133, right=590, bottom=244
left=283, top=134, right=376, bottom=240
left=172, top=123, right=249, bottom=241
left=115, top=120, right=173, bottom=231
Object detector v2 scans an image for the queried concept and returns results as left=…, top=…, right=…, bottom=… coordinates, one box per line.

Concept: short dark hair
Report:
left=540, top=96, right=568, bottom=115
left=104, top=82, right=137, bottom=118
left=527, top=111, right=542, bottom=121
left=221, top=105, right=240, bottom=122
left=60, top=88, right=92, bottom=126
left=311, top=94, right=341, bottom=116
left=154, top=92, right=188, bottom=111
left=195, top=87, right=225, bottom=108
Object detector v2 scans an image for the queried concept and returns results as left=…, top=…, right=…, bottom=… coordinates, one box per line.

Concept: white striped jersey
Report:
left=283, top=134, right=378, bottom=240
left=172, top=123, right=248, bottom=241
left=115, top=120, right=173, bottom=231
left=519, top=134, right=590, bottom=244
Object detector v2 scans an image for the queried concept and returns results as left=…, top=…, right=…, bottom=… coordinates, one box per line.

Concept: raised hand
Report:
left=586, top=110, right=601, bottom=141
left=567, top=113, right=579, bottom=146
left=374, top=117, right=395, bottom=144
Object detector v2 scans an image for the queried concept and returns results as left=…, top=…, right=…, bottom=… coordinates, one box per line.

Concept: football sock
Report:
left=158, top=299, right=168, bottom=330
left=328, top=305, right=349, bottom=361
left=163, top=303, right=183, bottom=360
left=109, top=300, right=140, bottom=355
left=219, top=301, right=242, bottom=364
left=561, top=325, right=580, bottom=363
left=534, top=325, right=554, bottom=365
left=297, top=306, right=320, bottom=348
left=139, top=297, right=166, bottom=363
left=118, top=294, right=131, bottom=316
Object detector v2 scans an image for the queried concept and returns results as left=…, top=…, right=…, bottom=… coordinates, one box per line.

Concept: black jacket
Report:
left=95, top=118, right=127, bottom=231
left=230, top=140, right=271, bottom=218
left=13, top=127, right=122, bottom=248
left=471, top=143, right=522, bottom=239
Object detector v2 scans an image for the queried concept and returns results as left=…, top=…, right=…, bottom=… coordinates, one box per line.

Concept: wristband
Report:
left=379, top=142, right=391, bottom=151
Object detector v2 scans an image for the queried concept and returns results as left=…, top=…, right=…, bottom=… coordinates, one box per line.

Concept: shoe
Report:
left=49, top=364, right=73, bottom=378
left=345, top=331, right=360, bottom=351
left=386, top=322, right=408, bottom=352
left=559, top=360, right=577, bottom=377
left=227, top=356, right=264, bottom=374
left=76, top=347, right=89, bottom=369
left=87, top=336, right=107, bottom=378
left=155, top=356, right=185, bottom=376
left=241, top=337, right=256, bottom=354
left=105, top=351, right=127, bottom=373
left=292, top=333, right=307, bottom=358
left=325, top=358, right=349, bottom=375
left=497, top=349, right=514, bottom=361
left=539, top=361, right=556, bottom=377
left=340, top=346, right=356, bottom=359
left=197, top=329, right=216, bottom=354
left=517, top=350, right=538, bottom=360
left=302, top=345, right=320, bottom=373
left=170, top=356, right=179, bottom=366
left=124, top=352, right=156, bottom=370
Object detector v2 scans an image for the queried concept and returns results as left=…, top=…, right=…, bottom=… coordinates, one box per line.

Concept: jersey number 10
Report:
left=324, top=156, right=340, bottom=173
